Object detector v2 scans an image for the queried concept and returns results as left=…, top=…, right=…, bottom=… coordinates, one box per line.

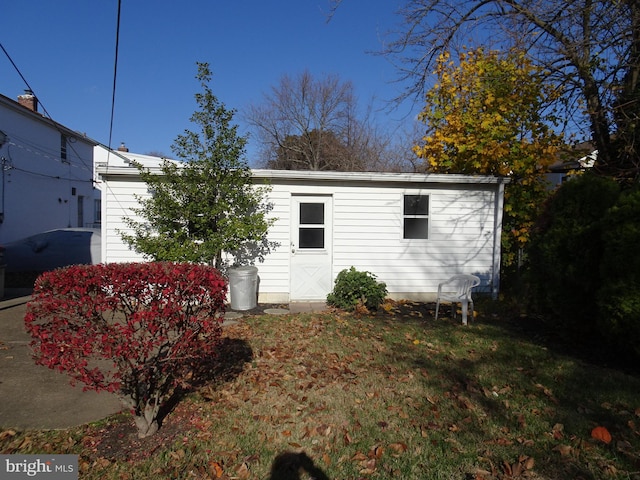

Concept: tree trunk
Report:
left=134, top=402, right=161, bottom=438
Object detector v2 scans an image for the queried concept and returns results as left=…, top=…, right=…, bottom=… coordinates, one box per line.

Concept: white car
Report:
left=3, top=228, right=101, bottom=273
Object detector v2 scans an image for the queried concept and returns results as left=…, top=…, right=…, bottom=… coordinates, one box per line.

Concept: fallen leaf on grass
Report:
left=469, top=467, right=493, bottom=479
left=552, top=423, right=564, bottom=440
left=368, top=445, right=384, bottom=459
left=553, top=444, right=573, bottom=456
left=359, top=458, right=377, bottom=475
left=0, top=430, right=17, bottom=441
left=170, top=449, right=185, bottom=461
left=534, top=383, right=558, bottom=403
left=235, top=462, right=250, bottom=479
left=351, top=452, right=367, bottom=462
left=388, top=442, right=408, bottom=455
left=591, top=426, right=612, bottom=444
left=502, top=455, right=535, bottom=477
left=208, top=461, right=224, bottom=478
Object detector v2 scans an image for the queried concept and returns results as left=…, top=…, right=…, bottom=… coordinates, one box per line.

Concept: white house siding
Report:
left=0, top=94, right=98, bottom=243
left=253, top=176, right=501, bottom=302
left=100, top=174, right=149, bottom=264
left=97, top=160, right=506, bottom=304
left=250, top=184, right=290, bottom=302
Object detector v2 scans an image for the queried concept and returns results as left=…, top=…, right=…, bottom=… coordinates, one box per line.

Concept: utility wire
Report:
left=0, top=42, right=41, bottom=114
left=0, top=41, right=94, bottom=174
left=107, top=0, right=122, bottom=154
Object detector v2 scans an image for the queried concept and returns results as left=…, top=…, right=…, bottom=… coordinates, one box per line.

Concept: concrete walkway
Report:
left=0, top=292, right=327, bottom=430
left=0, top=296, right=124, bottom=430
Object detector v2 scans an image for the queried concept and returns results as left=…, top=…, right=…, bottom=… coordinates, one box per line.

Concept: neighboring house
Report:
left=97, top=150, right=508, bottom=303
left=0, top=90, right=100, bottom=244
left=547, top=142, right=597, bottom=186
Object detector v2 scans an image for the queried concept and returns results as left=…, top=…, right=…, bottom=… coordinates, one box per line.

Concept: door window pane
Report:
left=300, top=203, right=324, bottom=224
left=299, top=228, right=325, bottom=248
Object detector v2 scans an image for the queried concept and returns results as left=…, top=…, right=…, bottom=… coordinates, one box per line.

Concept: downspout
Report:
left=0, top=130, right=7, bottom=225
left=492, top=177, right=507, bottom=299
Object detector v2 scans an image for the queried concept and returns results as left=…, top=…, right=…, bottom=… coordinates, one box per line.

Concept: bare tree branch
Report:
left=376, top=0, right=640, bottom=178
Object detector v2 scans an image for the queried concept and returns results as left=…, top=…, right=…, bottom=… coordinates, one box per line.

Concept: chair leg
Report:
left=461, top=299, right=468, bottom=325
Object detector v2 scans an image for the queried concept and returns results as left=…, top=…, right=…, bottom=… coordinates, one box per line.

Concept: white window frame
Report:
left=402, top=192, right=430, bottom=241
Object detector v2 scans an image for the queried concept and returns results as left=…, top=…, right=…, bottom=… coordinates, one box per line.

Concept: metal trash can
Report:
left=228, top=266, right=258, bottom=310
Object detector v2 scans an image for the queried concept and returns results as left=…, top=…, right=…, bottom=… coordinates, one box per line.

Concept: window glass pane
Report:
left=403, top=218, right=429, bottom=239
left=300, top=203, right=324, bottom=224
left=299, top=228, right=325, bottom=248
left=404, top=195, right=429, bottom=215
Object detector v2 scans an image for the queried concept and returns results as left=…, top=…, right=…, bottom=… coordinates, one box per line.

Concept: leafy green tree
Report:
left=122, top=63, right=273, bottom=269
left=413, top=48, right=564, bottom=270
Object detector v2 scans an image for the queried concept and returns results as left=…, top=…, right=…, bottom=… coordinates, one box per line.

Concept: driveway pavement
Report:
left=0, top=294, right=123, bottom=430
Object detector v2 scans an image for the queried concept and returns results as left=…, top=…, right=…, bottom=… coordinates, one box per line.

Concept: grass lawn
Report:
left=2, top=299, right=640, bottom=479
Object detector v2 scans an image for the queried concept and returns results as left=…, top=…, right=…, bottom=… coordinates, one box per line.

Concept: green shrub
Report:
left=327, top=267, right=387, bottom=312
left=597, top=186, right=640, bottom=358
left=527, top=174, right=620, bottom=331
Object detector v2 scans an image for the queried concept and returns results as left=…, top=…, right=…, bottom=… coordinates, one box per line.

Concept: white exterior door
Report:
left=290, top=195, right=333, bottom=301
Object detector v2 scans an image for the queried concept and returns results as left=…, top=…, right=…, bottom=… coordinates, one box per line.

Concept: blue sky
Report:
left=1, top=1, right=415, bottom=164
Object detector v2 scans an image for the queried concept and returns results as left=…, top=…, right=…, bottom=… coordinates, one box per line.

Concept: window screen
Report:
left=300, top=203, right=324, bottom=224
left=299, top=202, right=325, bottom=248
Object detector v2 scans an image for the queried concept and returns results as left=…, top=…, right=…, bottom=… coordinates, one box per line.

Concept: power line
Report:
left=0, top=41, right=94, bottom=173
left=107, top=0, right=122, bottom=155
left=0, top=42, right=40, bottom=112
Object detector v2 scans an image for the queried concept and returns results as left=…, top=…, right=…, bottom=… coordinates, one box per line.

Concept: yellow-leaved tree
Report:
left=414, top=48, right=564, bottom=272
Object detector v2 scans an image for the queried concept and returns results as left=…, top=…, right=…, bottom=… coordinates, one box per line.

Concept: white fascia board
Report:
left=251, top=169, right=510, bottom=185
left=96, top=155, right=510, bottom=186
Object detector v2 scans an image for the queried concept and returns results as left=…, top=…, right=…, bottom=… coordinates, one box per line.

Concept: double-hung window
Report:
left=403, top=194, right=429, bottom=239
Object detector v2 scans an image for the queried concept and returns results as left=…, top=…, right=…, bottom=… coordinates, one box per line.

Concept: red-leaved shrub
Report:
left=25, top=262, right=227, bottom=438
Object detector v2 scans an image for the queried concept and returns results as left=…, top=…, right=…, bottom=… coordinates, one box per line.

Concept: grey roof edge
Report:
left=250, top=169, right=510, bottom=185
left=96, top=158, right=510, bottom=185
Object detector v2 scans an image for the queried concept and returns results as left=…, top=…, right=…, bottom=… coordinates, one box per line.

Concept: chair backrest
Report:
left=447, top=274, right=481, bottom=298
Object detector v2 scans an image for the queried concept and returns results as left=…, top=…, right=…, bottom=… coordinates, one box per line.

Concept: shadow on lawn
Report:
left=385, top=298, right=640, bottom=376
left=377, top=302, right=640, bottom=479
left=268, top=451, right=330, bottom=480
left=154, top=337, right=254, bottom=426
left=480, top=307, right=640, bottom=377
left=92, top=336, right=254, bottom=461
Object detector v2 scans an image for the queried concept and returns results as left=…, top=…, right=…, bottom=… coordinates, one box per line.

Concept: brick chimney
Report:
left=17, top=89, right=37, bottom=112
left=117, top=142, right=129, bottom=152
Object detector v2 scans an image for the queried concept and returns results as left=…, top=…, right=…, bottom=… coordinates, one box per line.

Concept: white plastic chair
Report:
left=435, top=274, right=481, bottom=325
